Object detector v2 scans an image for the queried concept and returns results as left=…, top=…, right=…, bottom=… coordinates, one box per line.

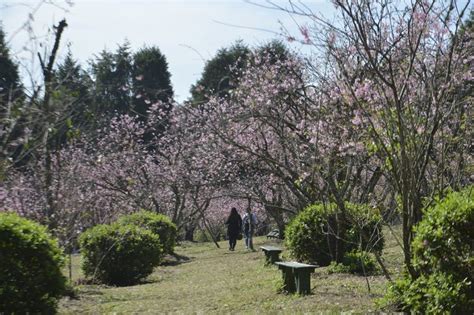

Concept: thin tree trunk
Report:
left=39, top=19, right=68, bottom=232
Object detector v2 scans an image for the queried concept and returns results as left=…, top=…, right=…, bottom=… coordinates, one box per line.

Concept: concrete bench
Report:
left=266, top=229, right=280, bottom=239
left=275, top=261, right=317, bottom=295
left=260, top=246, right=282, bottom=265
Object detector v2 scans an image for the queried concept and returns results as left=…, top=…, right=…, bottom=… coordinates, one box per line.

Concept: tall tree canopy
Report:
left=52, top=50, right=94, bottom=144
left=90, top=43, right=174, bottom=138
left=0, top=25, right=22, bottom=107
left=91, top=42, right=133, bottom=116
left=132, top=46, right=173, bottom=120
left=0, top=25, right=24, bottom=170
left=190, top=41, right=250, bottom=103
left=190, top=40, right=291, bottom=104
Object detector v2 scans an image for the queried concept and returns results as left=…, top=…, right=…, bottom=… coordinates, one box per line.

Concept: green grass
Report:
left=59, top=227, right=403, bottom=314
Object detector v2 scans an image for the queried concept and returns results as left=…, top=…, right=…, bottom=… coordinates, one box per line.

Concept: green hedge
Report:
left=285, top=202, right=383, bottom=266
left=0, top=212, right=66, bottom=313
left=79, top=223, right=162, bottom=286
left=385, top=187, right=473, bottom=313
left=118, top=210, right=177, bottom=254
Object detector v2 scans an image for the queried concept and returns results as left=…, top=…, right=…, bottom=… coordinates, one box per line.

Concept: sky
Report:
left=0, top=0, right=335, bottom=102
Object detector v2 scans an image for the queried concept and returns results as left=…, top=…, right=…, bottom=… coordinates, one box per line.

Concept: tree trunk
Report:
left=184, top=224, right=195, bottom=241
left=39, top=19, right=68, bottom=232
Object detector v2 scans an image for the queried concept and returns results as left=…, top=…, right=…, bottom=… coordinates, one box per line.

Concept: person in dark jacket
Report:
left=225, top=207, right=242, bottom=251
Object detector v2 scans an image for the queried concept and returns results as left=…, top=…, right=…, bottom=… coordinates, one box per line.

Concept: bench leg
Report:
left=263, top=252, right=280, bottom=265
left=281, top=269, right=296, bottom=293
left=294, top=271, right=312, bottom=295
left=268, top=252, right=280, bottom=265
left=264, top=253, right=272, bottom=265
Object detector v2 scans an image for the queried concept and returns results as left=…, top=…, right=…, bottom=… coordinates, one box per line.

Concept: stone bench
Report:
left=275, top=261, right=317, bottom=295
left=260, top=245, right=282, bottom=265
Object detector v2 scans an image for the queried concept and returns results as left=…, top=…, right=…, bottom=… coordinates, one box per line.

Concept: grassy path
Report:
left=60, top=235, right=401, bottom=314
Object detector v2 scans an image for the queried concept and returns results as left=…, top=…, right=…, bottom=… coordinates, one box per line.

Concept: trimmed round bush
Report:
left=385, top=187, right=473, bottom=313
left=285, top=202, right=383, bottom=266
left=0, top=212, right=66, bottom=313
left=79, top=223, right=162, bottom=286
left=412, top=188, right=473, bottom=279
left=345, top=202, right=384, bottom=254
left=285, top=203, right=337, bottom=265
left=118, top=210, right=177, bottom=254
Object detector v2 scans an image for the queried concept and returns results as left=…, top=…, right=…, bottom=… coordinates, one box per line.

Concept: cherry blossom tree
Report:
left=196, top=48, right=383, bottom=252
left=267, top=0, right=472, bottom=274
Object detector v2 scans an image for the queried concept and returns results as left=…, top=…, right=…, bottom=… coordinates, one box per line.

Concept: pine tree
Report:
left=0, top=25, right=24, bottom=171
left=0, top=25, right=22, bottom=117
left=132, top=46, right=173, bottom=120
left=190, top=41, right=250, bottom=103
left=91, top=42, right=133, bottom=117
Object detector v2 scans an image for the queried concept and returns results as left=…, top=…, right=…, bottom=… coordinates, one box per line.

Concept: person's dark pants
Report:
left=228, top=233, right=238, bottom=250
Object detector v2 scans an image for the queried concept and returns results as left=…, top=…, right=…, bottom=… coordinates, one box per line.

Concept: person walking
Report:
left=225, top=207, right=242, bottom=251
left=242, top=207, right=257, bottom=251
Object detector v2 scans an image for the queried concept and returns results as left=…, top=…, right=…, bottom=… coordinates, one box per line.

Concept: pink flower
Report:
left=299, top=25, right=311, bottom=44
left=351, top=113, right=362, bottom=126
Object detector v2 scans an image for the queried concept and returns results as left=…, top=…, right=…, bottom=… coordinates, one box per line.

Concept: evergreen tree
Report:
left=0, top=24, right=24, bottom=170
left=190, top=40, right=290, bottom=104
left=190, top=41, right=250, bottom=103
left=253, top=40, right=290, bottom=64
left=53, top=50, right=94, bottom=144
left=91, top=42, right=133, bottom=117
left=132, top=46, right=173, bottom=120
left=0, top=25, right=22, bottom=109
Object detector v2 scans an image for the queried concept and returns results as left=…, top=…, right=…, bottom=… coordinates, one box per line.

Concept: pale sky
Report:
left=1, top=0, right=334, bottom=102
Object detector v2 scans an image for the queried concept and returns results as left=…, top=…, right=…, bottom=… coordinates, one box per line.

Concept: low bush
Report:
left=384, top=187, right=473, bottom=313
left=79, top=223, right=162, bottom=286
left=285, top=203, right=337, bottom=265
left=385, top=272, right=471, bottom=314
left=328, top=250, right=378, bottom=275
left=194, top=225, right=226, bottom=243
left=194, top=229, right=212, bottom=243
left=0, top=212, right=66, bottom=313
left=194, top=229, right=219, bottom=242
left=118, top=210, right=177, bottom=254
left=345, top=202, right=384, bottom=254
left=285, top=202, right=383, bottom=266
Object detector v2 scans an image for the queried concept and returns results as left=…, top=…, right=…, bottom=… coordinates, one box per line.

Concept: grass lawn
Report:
left=59, top=228, right=403, bottom=314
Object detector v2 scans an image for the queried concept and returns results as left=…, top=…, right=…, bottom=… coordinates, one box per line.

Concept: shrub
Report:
left=384, top=187, right=474, bottom=313
left=79, top=223, right=162, bottom=286
left=118, top=210, right=177, bottom=254
left=385, top=272, right=471, bottom=314
left=285, top=202, right=383, bottom=266
left=194, top=224, right=226, bottom=243
left=412, top=188, right=473, bottom=279
left=0, top=212, right=66, bottom=313
left=328, top=250, right=378, bottom=275
left=345, top=202, right=384, bottom=254
left=285, top=203, right=337, bottom=265
left=194, top=228, right=212, bottom=243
